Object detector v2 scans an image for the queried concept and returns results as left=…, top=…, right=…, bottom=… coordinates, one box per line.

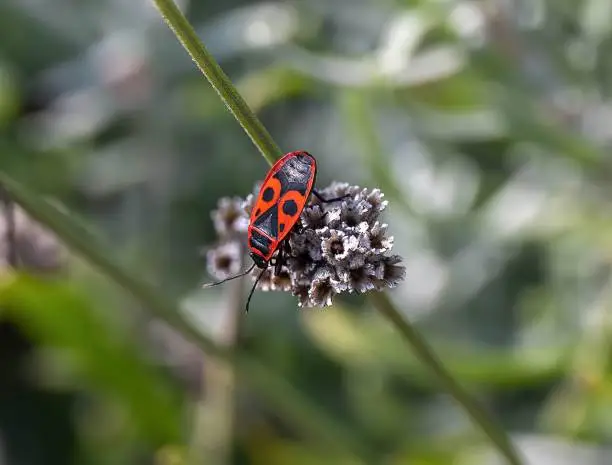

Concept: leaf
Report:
left=0, top=274, right=183, bottom=444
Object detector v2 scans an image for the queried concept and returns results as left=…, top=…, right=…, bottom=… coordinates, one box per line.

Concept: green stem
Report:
left=150, top=0, right=282, bottom=165
left=369, top=292, right=524, bottom=465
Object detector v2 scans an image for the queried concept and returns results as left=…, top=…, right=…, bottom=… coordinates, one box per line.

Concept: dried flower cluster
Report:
left=204, top=182, right=405, bottom=307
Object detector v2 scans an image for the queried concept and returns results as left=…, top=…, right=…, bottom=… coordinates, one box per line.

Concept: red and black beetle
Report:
left=203, top=151, right=347, bottom=312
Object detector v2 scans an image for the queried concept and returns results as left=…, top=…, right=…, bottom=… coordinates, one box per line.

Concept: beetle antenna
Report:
left=245, top=267, right=266, bottom=313
left=202, top=262, right=256, bottom=288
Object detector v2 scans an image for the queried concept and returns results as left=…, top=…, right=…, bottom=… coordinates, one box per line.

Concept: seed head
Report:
left=211, top=196, right=249, bottom=237
left=206, top=241, right=242, bottom=280
left=203, top=182, right=405, bottom=308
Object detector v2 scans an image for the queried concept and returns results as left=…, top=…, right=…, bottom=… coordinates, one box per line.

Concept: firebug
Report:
left=203, top=151, right=348, bottom=312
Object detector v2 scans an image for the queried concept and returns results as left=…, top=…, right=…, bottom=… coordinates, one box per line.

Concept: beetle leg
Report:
left=312, top=189, right=350, bottom=203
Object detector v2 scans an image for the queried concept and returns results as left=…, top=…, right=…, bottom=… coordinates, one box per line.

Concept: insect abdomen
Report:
left=248, top=227, right=274, bottom=266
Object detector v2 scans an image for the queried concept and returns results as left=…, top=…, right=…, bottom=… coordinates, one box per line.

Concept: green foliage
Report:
left=0, top=275, right=183, bottom=445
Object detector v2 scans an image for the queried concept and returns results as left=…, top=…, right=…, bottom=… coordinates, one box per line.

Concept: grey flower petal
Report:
left=289, top=228, right=322, bottom=261
left=314, top=225, right=332, bottom=239
left=321, top=230, right=347, bottom=265
left=340, top=202, right=367, bottom=228
left=346, top=251, right=366, bottom=270
left=369, top=221, right=394, bottom=253
left=369, top=256, right=386, bottom=280
left=286, top=254, right=317, bottom=276
left=308, top=278, right=335, bottom=307
left=330, top=276, right=350, bottom=293
left=321, top=228, right=369, bottom=270
left=353, top=222, right=372, bottom=252
left=293, top=283, right=312, bottom=307
left=372, top=255, right=406, bottom=290
left=319, top=182, right=361, bottom=200
left=338, top=263, right=377, bottom=294
left=365, top=188, right=387, bottom=212
left=323, top=207, right=342, bottom=228
left=206, top=241, right=243, bottom=280
left=212, top=197, right=249, bottom=236
left=312, top=265, right=335, bottom=282
left=355, top=221, right=370, bottom=234
left=301, top=204, right=327, bottom=229
left=307, top=266, right=337, bottom=307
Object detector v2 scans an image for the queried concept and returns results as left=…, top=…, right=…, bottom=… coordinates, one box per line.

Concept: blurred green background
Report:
left=2, top=0, right=612, bottom=464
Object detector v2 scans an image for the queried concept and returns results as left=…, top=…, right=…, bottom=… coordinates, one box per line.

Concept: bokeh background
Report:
left=2, top=0, right=612, bottom=464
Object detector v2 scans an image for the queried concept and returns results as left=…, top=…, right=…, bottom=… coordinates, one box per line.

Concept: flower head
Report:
left=211, top=197, right=249, bottom=237
left=368, top=222, right=394, bottom=254
left=203, top=181, right=405, bottom=308
left=320, top=229, right=365, bottom=269
left=371, top=254, right=406, bottom=290
left=301, top=204, right=327, bottom=229
left=206, top=240, right=243, bottom=280
left=308, top=266, right=337, bottom=307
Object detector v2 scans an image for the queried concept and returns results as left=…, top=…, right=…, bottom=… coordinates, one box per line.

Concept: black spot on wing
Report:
left=279, top=223, right=285, bottom=233
left=262, top=186, right=274, bottom=202
left=282, top=199, right=298, bottom=216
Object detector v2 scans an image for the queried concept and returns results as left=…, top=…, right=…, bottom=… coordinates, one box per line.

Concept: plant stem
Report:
left=150, top=0, right=282, bottom=165
left=369, top=292, right=524, bottom=465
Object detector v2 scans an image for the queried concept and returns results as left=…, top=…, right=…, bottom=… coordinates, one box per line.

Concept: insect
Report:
left=203, top=151, right=348, bottom=312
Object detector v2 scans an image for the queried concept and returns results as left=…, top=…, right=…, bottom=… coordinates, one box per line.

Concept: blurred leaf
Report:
left=0, top=273, right=183, bottom=444
left=337, top=88, right=416, bottom=214
left=246, top=428, right=357, bottom=465
left=156, top=444, right=187, bottom=465
left=403, top=69, right=490, bottom=110
left=302, top=307, right=567, bottom=388
left=237, top=67, right=311, bottom=113
left=0, top=64, right=20, bottom=127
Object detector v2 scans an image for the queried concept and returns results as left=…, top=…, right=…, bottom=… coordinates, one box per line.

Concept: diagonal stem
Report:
left=369, top=292, right=524, bottom=465
left=150, top=0, right=282, bottom=165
